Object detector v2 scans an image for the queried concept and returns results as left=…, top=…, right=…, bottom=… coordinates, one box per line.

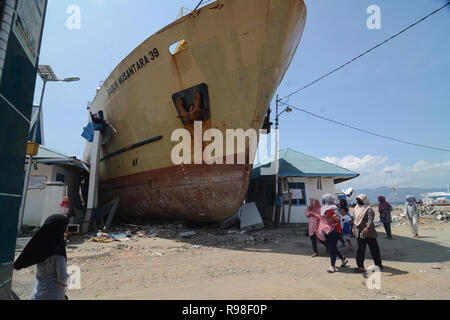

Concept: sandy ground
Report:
left=12, top=219, right=450, bottom=300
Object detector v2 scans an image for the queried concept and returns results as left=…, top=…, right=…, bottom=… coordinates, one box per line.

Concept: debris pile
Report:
left=420, top=205, right=450, bottom=223
left=84, top=220, right=307, bottom=249
left=92, top=228, right=148, bottom=243
left=390, top=205, right=450, bottom=226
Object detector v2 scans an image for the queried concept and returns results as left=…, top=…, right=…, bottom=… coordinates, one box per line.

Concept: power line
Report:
left=279, top=101, right=450, bottom=153
left=280, top=2, right=450, bottom=103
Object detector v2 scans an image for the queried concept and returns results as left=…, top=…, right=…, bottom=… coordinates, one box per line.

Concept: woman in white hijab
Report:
left=353, top=194, right=383, bottom=273
left=404, top=195, right=419, bottom=238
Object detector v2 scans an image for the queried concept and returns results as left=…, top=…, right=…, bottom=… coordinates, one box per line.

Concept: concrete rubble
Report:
left=389, top=205, right=450, bottom=227
left=76, top=205, right=450, bottom=250
left=81, top=219, right=308, bottom=250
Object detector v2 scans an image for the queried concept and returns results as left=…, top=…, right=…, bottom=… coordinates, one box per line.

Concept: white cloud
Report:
left=322, top=155, right=388, bottom=173
left=322, top=154, right=450, bottom=190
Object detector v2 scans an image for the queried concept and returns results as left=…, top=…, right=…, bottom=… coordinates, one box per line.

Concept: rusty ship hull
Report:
left=84, top=0, right=307, bottom=222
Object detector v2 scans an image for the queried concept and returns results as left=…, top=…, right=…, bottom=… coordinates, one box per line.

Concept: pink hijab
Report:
left=305, top=199, right=322, bottom=238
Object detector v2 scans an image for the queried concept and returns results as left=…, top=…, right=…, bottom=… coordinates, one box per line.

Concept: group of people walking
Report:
left=13, top=193, right=422, bottom=299
left=306, top=193, right=421, bottom=273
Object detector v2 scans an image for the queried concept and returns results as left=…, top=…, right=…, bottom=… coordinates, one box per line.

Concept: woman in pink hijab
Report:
left=305, top=198, right=328, bottom=257
left=317, top=194, right=349, bottom=273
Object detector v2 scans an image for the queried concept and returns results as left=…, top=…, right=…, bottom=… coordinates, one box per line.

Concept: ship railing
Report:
left=176, top=0, right=216, bottom=19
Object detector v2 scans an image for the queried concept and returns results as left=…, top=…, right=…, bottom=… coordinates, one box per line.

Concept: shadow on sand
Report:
left=56, top=222, right=448, bottom=271
left=170, top=225, right=449, bottom=265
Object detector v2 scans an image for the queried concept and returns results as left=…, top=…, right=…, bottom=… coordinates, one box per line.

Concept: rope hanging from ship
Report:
left=194, top=0, right=205, bottom=11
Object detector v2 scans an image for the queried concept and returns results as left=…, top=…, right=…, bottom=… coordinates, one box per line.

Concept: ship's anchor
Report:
left=172, top=83, right=211, bottom=127
left=176, top=90, right=207, bottom=125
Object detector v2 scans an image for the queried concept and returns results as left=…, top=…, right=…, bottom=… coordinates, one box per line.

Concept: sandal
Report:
left=327, top=267, right=336, bottom=274
left=341, top=258, right=349, bottom=267
left=311, top=253, right=318, bottom=258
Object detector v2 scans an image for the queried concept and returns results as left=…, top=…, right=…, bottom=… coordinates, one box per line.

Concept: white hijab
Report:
left=354, top=194, right=370, bottom=227
left=321, top=194, right=338, bottom=216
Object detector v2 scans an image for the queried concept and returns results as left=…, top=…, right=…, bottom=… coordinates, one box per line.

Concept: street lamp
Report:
left=17, top=65, right=80, bottom=234
left=272, top=96, right=293, bottom=226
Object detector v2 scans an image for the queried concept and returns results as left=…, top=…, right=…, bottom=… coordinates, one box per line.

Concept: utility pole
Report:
left=272, top=95, right=280, bottom=226
left=17, top=77, right=47, bottom=234
left=271, top=96, right=292, bottom=227
left=386, top=170, right=395, bottom=191
left=386, top=170, right=398, bottom=204
left=17, top=66, right=79, bottom=234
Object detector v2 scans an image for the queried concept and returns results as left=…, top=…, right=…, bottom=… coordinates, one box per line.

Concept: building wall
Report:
left=0, top=0, right=16, bottom=79
left=23, top=163, right=80, bottom=227
left=280, top=177, right=336, bottom=224
left=248, top=176, right=339, bottom=224
left=0, top=0, right=48, bottom=299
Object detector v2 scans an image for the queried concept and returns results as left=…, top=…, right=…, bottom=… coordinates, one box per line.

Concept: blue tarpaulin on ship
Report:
left=81, top=122, right=94, bottom=142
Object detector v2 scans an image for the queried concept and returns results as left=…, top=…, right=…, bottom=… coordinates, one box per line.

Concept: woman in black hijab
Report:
left=14, top=214, right=70, bottom=300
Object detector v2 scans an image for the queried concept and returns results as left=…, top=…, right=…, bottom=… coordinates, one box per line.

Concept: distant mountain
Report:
left=351, top=187, right=447, bottom=205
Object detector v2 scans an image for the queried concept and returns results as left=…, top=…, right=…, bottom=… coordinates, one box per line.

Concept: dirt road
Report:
left=12, top=221, right=450, bottom=300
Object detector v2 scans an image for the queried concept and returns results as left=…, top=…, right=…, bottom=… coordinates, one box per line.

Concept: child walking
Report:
left=340, top=208, right=353, bottom=251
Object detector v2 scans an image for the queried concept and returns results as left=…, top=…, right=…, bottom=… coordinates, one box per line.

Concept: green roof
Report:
left=252, top=148, right=359, bottom=184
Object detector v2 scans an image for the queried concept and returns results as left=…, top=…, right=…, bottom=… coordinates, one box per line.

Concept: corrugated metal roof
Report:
left=26, top=145, right=89, bottom=172
left=252, top=148, right=359, bottom=183
left=36, top=145, right=73, bottom=158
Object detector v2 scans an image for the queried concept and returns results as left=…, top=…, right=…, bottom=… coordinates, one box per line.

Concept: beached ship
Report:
left=84, top=0, right=307, bottom=222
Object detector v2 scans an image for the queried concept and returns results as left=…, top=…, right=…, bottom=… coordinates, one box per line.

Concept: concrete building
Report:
left=247, top=148, right=359, bottom=224
left=0, top=0, right=48, bottom=299
left=21, top=145, right=89, bottom=228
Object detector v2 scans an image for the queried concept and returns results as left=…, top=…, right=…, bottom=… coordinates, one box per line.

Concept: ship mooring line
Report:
left=194, top=0, right=205, bottom=11
left=280, top=101, right=450, bottom=153
left=0, top=93, right=30, bottom=124
left=280, top=2, right=450, bottom=103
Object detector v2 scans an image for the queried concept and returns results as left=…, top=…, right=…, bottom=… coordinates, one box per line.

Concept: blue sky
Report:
left=35, top=0, right=450, bottom=190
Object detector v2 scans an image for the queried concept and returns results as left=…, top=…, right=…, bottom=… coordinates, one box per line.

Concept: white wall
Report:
left=280, top=177, right=337, bottom=224
left=23, top=163, right=80, bottom=227
left=23, top=164, right=53, bottom=227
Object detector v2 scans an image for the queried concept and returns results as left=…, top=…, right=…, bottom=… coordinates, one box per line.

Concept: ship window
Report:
left=169, top=40, right=188, bottom=55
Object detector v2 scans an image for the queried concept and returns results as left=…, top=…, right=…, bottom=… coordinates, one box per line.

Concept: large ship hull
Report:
left=85, top=0, right=307, bottom=222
